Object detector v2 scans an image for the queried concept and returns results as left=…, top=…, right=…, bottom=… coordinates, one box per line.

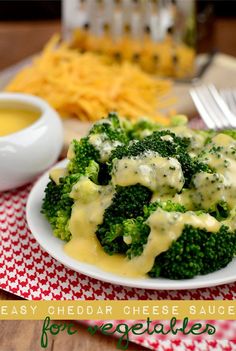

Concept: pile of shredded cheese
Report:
left=71, top=28, right=195, bottom=78
left=6, top=36, right=175, bottom=123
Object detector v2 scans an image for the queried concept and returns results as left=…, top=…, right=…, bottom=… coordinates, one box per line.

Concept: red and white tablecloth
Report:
left=1, top=183, right=236, bottom=350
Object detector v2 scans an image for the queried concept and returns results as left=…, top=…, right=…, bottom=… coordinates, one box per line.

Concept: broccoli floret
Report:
left=123, top=201, right=186, bottom=259
left=88, top=113, right=130, bottom=164
left=42, top=173, right=81, bottom=241
left=42, top=113, right=236, bottom=280
left=42, top=159, right=100, bottom=241
left=85, top=160, right=99, bottom=184
left=208, top=201, right=230, bottom=221
left=109, top=130, right=208, bottom=187
left=200, top=130, right=216, bottom=146
left=123, top=217, right=150, bottom=258
left=67, top=113, right=130, bottom=183
left=117, top=201, right=235, bottom=278
left=170, top=114, right=188, bottom=127
left=41, top=179, right=62, bottom=227
left=96, top=184, right=152, bottom=255
left=68, top=113, right=129, bottom=175
left=85, top=113, right=131, bottom=183
left=129, top=119, right=161, bottom=139
left=149, top=225, right=236, bottom=279
left=110, top=130, right=189, bottom=159
left=67, top=138, right=99, bottom=175
left=129, top=115, right=188, bottom=140
left=89, top=112, right=129, bottom=144
left=42, top=113, right=129, bottom=240
left=144, top=200, right=186, bottom=218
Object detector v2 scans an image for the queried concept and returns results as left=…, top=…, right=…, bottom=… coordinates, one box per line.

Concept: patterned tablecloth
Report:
left=1, top=181, right=236, bottom=351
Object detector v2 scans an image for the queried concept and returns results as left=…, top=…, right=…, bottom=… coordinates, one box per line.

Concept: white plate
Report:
left=26, top=160, right=236, bottom=290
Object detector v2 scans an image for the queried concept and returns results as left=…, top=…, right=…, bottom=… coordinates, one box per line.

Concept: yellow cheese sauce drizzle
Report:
left=0, top=108, right=40, bottom=137
left=51, top=131, right=236, bottom=279
left=111, top=152, right=184, bottom=194
left=192, top=134, right=236, bottom=210
left=63, top=177, right=220, bottom=278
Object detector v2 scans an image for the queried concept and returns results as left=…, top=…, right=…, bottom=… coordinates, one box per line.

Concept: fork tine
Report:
left=190, top=86, right=227, bottom=129
left=190, top=85, right=236, bottom=130
left=198, top=85, right=229, bottom=129
left=221, top=89, right=236, bottom=116
left=231, top=90, right=236, bottom=114
left=190, top=88, right=216, bottom=129
left=208, top=85, right=236, bottom=129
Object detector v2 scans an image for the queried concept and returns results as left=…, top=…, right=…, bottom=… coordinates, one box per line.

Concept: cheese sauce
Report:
left=169, top=126, right=206, bottom=155
left=112, top=152, right=184, bottom=194
left=151, top=189, right=195, bottom=211
left=128, top=209, right=220, bottom=276
left=89, top=133, right=122, bottom=162
left=50, top=168, right=68, bottom=185
left=65, top=200, right=220, bottom=277
left=65, top=178, right=145, bottom=277
left=192, top=134, right=236, bottom=209
left=58, top=131, right=233, bottom=278
left=67, top=143, right=75, bottom=160
left=0, top=108, right=40, bottom=137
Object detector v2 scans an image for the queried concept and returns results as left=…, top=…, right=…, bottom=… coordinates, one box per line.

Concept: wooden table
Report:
left=0, top=18, right=236, bottom=351
left=0, top=294, right=146, bottom=351
left=0, top=292, right=146, bottom=351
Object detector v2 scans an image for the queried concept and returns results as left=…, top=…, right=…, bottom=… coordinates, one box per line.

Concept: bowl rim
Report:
left=0, top=92, right=58, bottom=140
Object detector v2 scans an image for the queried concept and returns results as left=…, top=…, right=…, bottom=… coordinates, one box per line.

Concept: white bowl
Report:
left=0, top=93, right=63, bottom=191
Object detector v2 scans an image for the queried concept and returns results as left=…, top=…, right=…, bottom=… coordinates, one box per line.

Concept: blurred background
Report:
left=0, top=0, right=235, bottom=72
left=1, top=0, right=236, bottom=125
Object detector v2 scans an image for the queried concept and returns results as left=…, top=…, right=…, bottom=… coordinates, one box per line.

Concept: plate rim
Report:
left=26, top=159, right=236, bottom=291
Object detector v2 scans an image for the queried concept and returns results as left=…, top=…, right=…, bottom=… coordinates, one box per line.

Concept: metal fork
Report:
left=190, top=84, right=236, bottom=130
left=220, top=89, right=236, bottom=116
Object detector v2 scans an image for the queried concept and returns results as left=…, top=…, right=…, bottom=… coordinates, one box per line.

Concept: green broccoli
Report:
left=109, top=130, right=209, bottom=187
left=41, top=174, right=80, bottom=241
left=88, top=112, right=130, bottom=163
left=68, top=112, right=130, bottom=178
left=41, top=113, right=236, bottom=280
left=144, top=200, right=186, bottom=218
left=191, top=133, right=236, bottom=214
left=42, top=113, right=129, bottom=241
left=122, top=217, right=150, bottom=258
left=129, top=118, right=161, bottom=139
left=67, top=137, right=99, bottom=175
left=89, top=112, right=129, bottom=144
left=129, top=115, right=188, bottom=140
left=149, top=225, right=236, bottom=279
left=42, top=160, right=100, bottom=241
left=123, top=201, right=186, bottom=259
left=114, top=201, right=235, bottom=279
left=96, top=184, right=152, bottom=255
left=170, top=114, right=188, bottom=127
left=208, top=201, right=230, bottom=221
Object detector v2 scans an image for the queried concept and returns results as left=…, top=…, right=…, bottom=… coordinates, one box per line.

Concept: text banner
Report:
left=0, top=300, right=236, bottom=320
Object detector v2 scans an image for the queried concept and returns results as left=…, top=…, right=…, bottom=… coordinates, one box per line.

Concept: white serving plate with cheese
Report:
left=26, top=160, right=236, bottom=290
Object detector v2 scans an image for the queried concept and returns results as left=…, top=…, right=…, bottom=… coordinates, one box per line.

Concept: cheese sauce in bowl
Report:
left=0, top=108, right=40, bottom=137
left=0, top=93, right=63, bottom=191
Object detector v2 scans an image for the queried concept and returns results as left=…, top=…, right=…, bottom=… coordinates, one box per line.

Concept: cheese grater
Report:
left=62, top=0, right=195, bottom=78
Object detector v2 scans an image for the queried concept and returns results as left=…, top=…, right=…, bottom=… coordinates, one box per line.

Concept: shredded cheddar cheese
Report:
left=71, top=28, right=195, bottom=78
left=6, top=36, right=175, bottom=124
